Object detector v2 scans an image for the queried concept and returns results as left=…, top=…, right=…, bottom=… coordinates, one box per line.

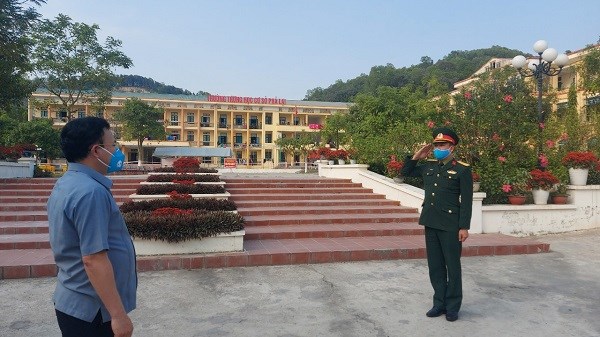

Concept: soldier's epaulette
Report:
left=456, top=160, right=470, bottom=167
left=427, top=159, right=437, bottom=162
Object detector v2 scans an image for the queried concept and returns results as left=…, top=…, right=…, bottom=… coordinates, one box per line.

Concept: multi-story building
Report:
left=451, top=45, right=600, bottom=120
left=28, top=91, right=351, bottom=167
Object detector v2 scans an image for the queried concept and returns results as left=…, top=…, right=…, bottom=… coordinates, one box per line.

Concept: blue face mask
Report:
left=97, top=146, right=125, bottom=173
left=433, top=148, right=451, bottom=160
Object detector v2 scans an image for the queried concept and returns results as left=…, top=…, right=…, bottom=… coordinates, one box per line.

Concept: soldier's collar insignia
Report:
left=447, top=170, right=457, bottom=174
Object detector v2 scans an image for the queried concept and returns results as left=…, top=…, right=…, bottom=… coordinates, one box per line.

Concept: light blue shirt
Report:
left=47, top=162, right=137, bottom=323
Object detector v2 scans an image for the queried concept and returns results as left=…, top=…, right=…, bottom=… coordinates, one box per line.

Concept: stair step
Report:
left=226, top=187, right=372, bottom=195
left=0, top=221, right=49, bottom=234
left=223, top=182, right=362, bottom=188
left=244, top=223, right=424, bottom=240
left=237, top=205, right=417, bottom=216
left=230, top=193, right=386, bottom=201
left=1, top=188, right=136, bottom=196
left=0, top=233, right=50, bottom=250
left=243, top=213, right=421, bottom=226
left=233, top=199, right=400, bottom=208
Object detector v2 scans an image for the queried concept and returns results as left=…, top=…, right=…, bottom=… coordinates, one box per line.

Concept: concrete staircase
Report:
left=0, top=176, right=550, bottom=279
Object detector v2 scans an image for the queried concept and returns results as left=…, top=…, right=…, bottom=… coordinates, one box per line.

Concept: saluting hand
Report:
left=412, top=144, right=433, bottom=160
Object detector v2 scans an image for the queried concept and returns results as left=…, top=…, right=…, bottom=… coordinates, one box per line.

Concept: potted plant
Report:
left=386, top=159, right=404, bottom=183
left=334, top=149, right=349, bottom=165
left=527, top=169, right=559, bottom=205
left=562, top=151, right=599, bottom=186
left=347, top=148, right=358, bottom=164
left=472, top=171, right=481, bottom=192
left=502, top=182, right=528, bottom=205
left=550, top=183, right=569, bottom=204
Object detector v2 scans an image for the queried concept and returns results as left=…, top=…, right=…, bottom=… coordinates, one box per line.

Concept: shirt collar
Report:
left=67, top=162, right=113, bottom=190
left=439, top=154, right=455, bottom=167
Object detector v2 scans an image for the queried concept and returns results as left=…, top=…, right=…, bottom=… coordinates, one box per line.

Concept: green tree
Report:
left=30, top=14, right=132, bottom=119
left=579, top=46, right=600, bottom=95
left=0, top=114, right=20, bottom=145
left=320, top=113, right=348, bottom=149
left=0, top=0, right=44, bottom=111
left=6, top=118, right=61, bottom=160
left=113, top=98, right=165, bottom=167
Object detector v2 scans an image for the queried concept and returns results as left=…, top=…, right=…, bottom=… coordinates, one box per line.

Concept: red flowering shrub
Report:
left=331, top=149, right=348, bottom=160
left=167, top=191, right=192, bottom=200
left=472, top=172, right=480, bottom=182
left=172, top=179, right=195, bottom=185
left=151, top=207, right=194, bottom=217
left=386, top=160, right=403, bottom=178
left=0, top=145, right=24, bottom=161
left=172, top=157, right=200, bottom=173
left=528, top=169, right=559, bottom=191
left=562, top=151, right=599, bottom=169
left=147, top=174, right=220, bottom=183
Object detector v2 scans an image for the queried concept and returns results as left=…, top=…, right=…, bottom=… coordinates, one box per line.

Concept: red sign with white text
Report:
left=208, top=94, right=286, bottom=105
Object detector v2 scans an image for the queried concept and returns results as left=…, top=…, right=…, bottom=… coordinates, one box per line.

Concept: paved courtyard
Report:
left=1, top=228, right=598, bottom=337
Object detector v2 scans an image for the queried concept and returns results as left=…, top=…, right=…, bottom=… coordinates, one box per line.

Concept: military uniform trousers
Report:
left=425, top=226, right=463, bottom=313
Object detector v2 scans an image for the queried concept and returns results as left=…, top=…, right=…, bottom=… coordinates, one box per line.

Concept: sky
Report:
left=36, top=0, right=600, bottom=100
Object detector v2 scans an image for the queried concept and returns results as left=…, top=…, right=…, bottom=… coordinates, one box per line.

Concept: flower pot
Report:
left=508, top=195, right=526, bottom=205
left=393, top=176, right=404, bottom=183
left=532, top=188, right=550, bottom=205
left=338, top=159, right=345, bottom=165
left=349, top=159, right=357, bottom=165
left=551, top=195, right=569, bottom=204
left=327, top=160, right=335, bottom=165
left=473, top=182, right=480, bottom=192
left=568, top=168, right=589, bottom=186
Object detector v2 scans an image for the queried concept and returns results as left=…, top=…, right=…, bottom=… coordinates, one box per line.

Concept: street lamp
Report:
left=512, top=40, right=569, bottom=165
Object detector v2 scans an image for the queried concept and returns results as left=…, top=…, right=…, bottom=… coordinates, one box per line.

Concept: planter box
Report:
left=147, top=172, right=221, bottom=176
left=128, top=192, right=231, bottom=201
left=133, top=230, right=245, bottom=255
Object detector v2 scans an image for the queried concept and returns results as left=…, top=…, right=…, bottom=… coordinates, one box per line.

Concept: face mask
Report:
left=97, top=146, right=125, bottom=173
left=433, top=148, right=451, bottom=160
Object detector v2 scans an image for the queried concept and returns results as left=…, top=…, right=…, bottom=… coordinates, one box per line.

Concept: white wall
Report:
left=318, top=163, right=600, bottom=236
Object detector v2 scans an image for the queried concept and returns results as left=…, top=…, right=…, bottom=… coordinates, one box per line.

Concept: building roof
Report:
left=153, top=147, right=232, bottom=158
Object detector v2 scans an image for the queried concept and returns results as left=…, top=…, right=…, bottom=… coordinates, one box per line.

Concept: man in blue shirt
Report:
left=47, top=117, right=136, bottom=337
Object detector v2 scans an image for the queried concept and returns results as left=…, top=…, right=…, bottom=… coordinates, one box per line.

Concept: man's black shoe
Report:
left=445, top=312, right=459, bottom=322
left=426, top=307, right=446, bottom=317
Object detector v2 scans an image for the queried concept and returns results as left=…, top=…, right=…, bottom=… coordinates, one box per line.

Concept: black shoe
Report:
left=445, top=312, right=459, bottom=322
left=426, top=307, right=446, bottom=317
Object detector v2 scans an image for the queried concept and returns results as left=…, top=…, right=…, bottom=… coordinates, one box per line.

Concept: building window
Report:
left=170, top=112, right=179, bottom=126
left=265, top=150, right=272, bottom=160
left=218, top=134, right=227, bottom=146
left=58, top=110, right=67, bottom=119
left=250, top=133, right=258, bottom=145
left=77, top=110, right=85, bottom=118
left=40, top=109, right=48, bottom=118
left=265, top=133, right=272, bottom=143
left=265, top=113, right=272, bottom=125
left=557, top=76, right=563, bottom=91
left=235, top=133, right=243, bottom=144
left=293, top=116, right=300, bottom=125
left=279, top=117, right=287, bottom=125
left=187, top=112, right=195, bottom=124
left=201, top=114, right=210, bottom=127
left=556, top=102, right=568, bottom=119
left=168, top=132, right=180, bottom=141
left=186, top=131, right=195, bottom=141
left=203, top=132, right=210, bottom=146
left=219, top=114, right=227, bottom=128
left=235, top=115, right=243, bottom=125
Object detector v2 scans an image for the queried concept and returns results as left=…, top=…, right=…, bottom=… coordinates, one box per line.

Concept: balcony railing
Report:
left=233, top=124, right=246, bottom=129
left=168, top=121, right=180, bottom=126
left=200, top=122, right=213, bottom=127
left=218, top=123, right=230, bottom=129
left=249, top=123, right=262, bottom=129
left=202, top=141, right=211, bottom=146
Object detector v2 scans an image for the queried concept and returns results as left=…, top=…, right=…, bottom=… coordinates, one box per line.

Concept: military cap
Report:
left=432, top=127, right=459, bottom=145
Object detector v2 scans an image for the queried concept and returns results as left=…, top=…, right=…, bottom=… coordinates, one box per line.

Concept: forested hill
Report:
left=304, top=46, right=526, bottom=102
left=115, top=75, right=209, bottom=96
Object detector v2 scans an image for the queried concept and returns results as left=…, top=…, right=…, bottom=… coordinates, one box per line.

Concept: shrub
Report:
left=172, top=157, right=200, bottom=173
left=136, top=184, right=225, bottom=195
left=562, top=151, right=599, bottom=169
left=120, top=198, right=237, bottom=213
left=146, top=174, right=221, bottom=183
left=153, top=167, right=218, bottom=174
left=386, top=160, right=403, bottom=178
left=527, top=169, right=559, bottom=191
left=588, top=163, right=600, bottom=185
left=124, top=210, right=245, bottom=243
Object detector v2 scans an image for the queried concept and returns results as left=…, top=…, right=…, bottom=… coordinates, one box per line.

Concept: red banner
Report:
left=224, top=158, right=237, bottom=168
left=208, top=94, right=286, bottom=105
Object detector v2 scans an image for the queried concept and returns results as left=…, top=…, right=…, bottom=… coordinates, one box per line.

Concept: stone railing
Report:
left=318, top=163, right=599, bottom=236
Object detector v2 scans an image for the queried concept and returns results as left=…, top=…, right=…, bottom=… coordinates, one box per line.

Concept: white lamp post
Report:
left=511, top=40, right=569, bottom=165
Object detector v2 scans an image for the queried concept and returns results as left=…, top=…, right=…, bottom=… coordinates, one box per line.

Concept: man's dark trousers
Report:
left=425, top=226, right=463, bottom=313
left=55, top=310, right=113, bottom=337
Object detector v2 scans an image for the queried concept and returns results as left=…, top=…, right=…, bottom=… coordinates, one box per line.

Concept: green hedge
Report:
left=124, top=210, right=245, bottom=243
left=152, top=167, right=218, bottom=173
left=120, top=199, right=236, bottom=213
left=136, top=184, right=225, bottom=195
left=146, top=174, right=221, bottom=183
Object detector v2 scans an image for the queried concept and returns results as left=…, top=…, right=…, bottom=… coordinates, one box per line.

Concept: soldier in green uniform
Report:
left=401, top=127, right=473, bottom=322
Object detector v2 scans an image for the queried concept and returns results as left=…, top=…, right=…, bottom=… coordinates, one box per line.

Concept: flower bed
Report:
left=120, top=198, right=237, bottom=213
left=135, top=184, right=225, bottom=195
left=146, top=174, right=221, bottom=183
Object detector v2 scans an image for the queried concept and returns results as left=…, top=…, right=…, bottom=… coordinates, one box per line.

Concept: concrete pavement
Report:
left=1, top=228, right=599, bottom=337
